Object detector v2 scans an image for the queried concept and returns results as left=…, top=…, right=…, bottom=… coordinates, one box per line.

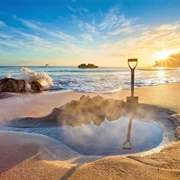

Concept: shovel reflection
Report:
left=123, top=118, right=132, bottom=150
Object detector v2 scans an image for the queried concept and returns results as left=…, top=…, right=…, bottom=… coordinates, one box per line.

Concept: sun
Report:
left=156, top=50, right=172, bottom=60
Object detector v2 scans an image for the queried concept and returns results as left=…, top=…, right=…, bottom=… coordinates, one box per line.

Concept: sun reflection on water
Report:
left=157, top=70, right=165, bottom=77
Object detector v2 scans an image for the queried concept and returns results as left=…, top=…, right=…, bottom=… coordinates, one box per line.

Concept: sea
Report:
left=0, top=66, right=180, bottom=93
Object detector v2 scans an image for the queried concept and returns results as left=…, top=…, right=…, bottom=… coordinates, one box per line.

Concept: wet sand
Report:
left=0, top=83, right=180, bottom=179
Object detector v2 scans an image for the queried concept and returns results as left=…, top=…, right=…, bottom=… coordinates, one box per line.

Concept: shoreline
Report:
left=0, top=82, right=180, bottom=179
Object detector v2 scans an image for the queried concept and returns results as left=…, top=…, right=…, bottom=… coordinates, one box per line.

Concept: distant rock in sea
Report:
left=78, top=63, right=98, bottom=68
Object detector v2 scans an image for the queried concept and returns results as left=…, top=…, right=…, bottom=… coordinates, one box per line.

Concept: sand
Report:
left=0, top=83, right=180, bottom=180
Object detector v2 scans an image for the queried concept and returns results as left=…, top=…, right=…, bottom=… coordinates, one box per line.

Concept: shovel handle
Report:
left=128, top=59, right=138, bottom=70
left=123, top=141, right=132, bottom=150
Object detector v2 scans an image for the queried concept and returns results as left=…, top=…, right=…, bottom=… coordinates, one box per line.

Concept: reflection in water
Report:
left=1, top=116, right=163, bottom=156
left=157, top=70, right=165, bottom=77
left=57, top=116, right=163, bottom=155
left=4, top=96, right=163, bottom=156
left=123, top=119, right=132, bottom=150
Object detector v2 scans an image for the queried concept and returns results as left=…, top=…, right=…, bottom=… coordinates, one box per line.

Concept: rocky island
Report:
left=78, top=63, right=98, bottom=68
left=154, top=52, right=180, bottom=67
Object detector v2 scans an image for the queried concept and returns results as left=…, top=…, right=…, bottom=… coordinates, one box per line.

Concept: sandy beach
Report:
left=0, top=83, right=180, bottom=180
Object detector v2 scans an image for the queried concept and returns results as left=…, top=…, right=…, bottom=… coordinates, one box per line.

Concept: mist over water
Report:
left=0, top=66, right=180, bottom=93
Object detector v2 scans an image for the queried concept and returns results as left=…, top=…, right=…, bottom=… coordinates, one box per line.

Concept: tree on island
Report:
left=154, top=52, right=180, bottom=67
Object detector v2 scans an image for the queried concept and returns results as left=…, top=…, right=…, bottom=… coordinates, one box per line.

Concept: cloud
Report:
left=0, top=18, right=84, bottom=57
left=108, top=17, right=134, bottom=35
left=21, top=19, right=74, bottom=41
left=13, top=15, right=17, bottom=19
left=21, top=20, right=42, bottom=31
left=0, top=20, right=7, bottom=27
left=67, top=6, right=89, bottom=14
left=0, top=39, right=29, bottom=50
left=48, top=31, right=75, bottom=41
left=84, top=23, right=98, bottom=35
left=0, top=33, right=12, bottom=39
left=99, top=11, right=119, bottom=30
left=108, top=26, right=133, bottom=35
left=98, top=22, right=180, bottom=65
left=78, top=20, right=98, bottom=35
left=71, top=6, right=137, bottom=40
left=99, top=7, right=127, bottom=31
left=98, top=7, right=139, bottom=36
left=72, top=17, right=98, bottom=36
left=1, top=6, right=180, bottom=67
left=81, top=33, right=94, bottom=42
left=0, top=28, right=65, bottom=52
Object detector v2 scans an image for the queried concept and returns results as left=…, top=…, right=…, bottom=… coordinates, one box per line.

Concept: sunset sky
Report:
left=0, top=0, right=180, bottom=67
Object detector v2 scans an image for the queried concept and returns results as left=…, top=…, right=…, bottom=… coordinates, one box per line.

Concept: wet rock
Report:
left=9, top=95, right=126, bottom=128
left=30, top=81, right=43, bottom=92
left=0, top=78, right=26, bottom=93
left=48, top=95, right=126, bottom=126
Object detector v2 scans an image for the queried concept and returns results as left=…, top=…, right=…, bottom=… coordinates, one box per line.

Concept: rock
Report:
left=9, top=95, right=127, bottom=128
left=78, top=63, right=98, bottom=68
left=30, top=81, right=43, bottom=92
left=0, top=78, right=26, bottom=93
left=47, top=95, right=126, bottom=126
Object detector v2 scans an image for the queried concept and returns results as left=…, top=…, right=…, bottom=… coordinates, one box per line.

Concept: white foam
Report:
left=21, top=67, right=53, bottom=91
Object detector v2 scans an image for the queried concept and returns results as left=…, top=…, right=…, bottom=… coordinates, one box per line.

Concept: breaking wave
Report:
left=1, top=66, right=180, bottom=93
left=20, top=67, right=54, bottom=91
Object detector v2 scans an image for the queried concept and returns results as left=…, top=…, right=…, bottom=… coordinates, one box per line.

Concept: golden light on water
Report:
left=157, top=70, right=165, bottom=77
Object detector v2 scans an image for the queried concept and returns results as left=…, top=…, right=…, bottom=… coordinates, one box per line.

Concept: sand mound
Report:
left=0, top=131, right=80, bottom=174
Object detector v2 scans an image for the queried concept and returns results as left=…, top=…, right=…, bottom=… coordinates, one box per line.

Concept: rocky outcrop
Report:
left=49, top=95, right=125, bottom=126
left=0, top=78, right=26, bottom=93
left=30, top=81, right=43, bottom=92
left=78, top=63, right=98, bottom=68
left=9, top=95, right=126, bottom=127
left=0, top=78, right=43, bottom=93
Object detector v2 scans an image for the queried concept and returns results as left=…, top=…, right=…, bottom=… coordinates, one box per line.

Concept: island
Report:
left=154, top=52, right=180, bottom=67
left=78, top=63, right=98, bottom=68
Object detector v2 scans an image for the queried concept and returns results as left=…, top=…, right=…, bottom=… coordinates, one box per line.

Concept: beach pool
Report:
left=54, top=116, right=163, bottom=155
left=0, top=116, right=163, bottom=156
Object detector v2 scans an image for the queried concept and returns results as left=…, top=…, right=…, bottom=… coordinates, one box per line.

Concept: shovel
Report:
left=123, top=118, right=132, bottom=150
left=126, top=58, right=138, bottom=104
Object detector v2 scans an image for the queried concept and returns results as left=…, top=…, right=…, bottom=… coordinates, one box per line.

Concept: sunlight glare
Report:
left=156, top=50, right=172, bottom=60
left=157, top=70, right=165, bottom=77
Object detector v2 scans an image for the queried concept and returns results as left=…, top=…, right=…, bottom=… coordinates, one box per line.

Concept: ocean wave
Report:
left=21, top=67, right=54, bottom=91
left=1, top=66, right=180, bottom=93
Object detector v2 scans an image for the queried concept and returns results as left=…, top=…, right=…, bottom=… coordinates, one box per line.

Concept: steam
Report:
left=9, top=95, right=126, bottom=127
left=21, top=67, right=53, bottom=91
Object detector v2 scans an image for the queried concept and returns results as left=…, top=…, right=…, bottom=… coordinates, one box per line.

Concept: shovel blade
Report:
left=126, top=96, right=138, bottom=104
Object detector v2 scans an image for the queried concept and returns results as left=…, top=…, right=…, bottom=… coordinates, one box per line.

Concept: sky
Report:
left=0, top=0, right=180, bottom=67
